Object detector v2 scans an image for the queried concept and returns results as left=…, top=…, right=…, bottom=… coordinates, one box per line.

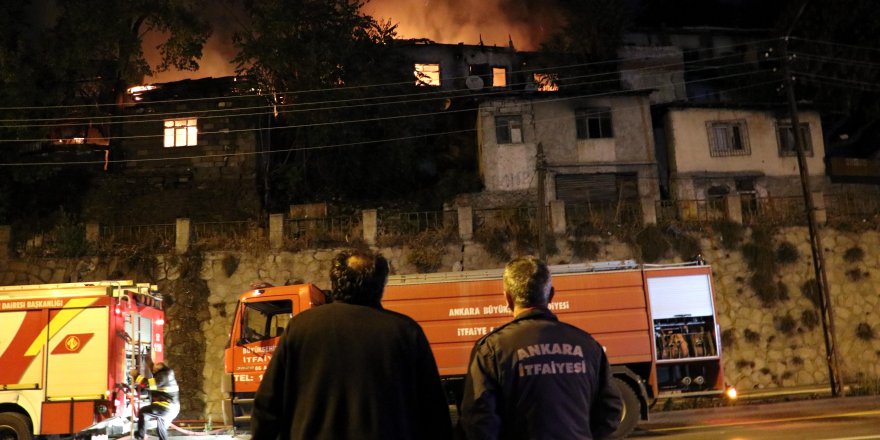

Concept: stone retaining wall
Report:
left=2, top=227, right=878, bottom=421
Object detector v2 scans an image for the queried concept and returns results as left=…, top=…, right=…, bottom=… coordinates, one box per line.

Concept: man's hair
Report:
left=330, top=249, right=389, bottom=306
left=503, top=256, right=552, bottom=307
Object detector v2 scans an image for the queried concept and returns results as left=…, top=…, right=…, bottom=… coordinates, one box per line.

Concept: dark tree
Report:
left=233, top=0, right=472, bottom=211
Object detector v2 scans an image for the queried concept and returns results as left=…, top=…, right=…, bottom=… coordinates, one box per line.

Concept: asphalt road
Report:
left=631, top=395, right=880, bottom=439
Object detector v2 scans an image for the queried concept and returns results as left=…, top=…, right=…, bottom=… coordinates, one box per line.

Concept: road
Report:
left=632, top=395, right=880, bottom=439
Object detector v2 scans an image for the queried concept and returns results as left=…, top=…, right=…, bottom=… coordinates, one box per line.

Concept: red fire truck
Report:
left=0, top=281, right=165, bottom=440
left=222, top=261, right=733, bottom=438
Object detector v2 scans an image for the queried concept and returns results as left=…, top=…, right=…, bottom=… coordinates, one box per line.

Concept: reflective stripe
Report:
left=135, top=375, right=144, bottom=384
left=156, top=386, right=179, bottom=392
left=154, top=401, right=171, bottom=407
left=147, top=377, right=158, bottom=390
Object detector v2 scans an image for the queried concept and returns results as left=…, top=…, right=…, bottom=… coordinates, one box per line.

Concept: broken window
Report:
left=164, top=118, right=198, bottom=148
left=575, top=108, right=613, bottom=139
left=533, top=73, right=559, bottom=92
left=492, top=67, right=507, bottom=87
left=776, top=122, right=813, bottom=156
left=495, top=115, right=523, bottom=144
left=414, top=63, right=441, bottom=86
left=707, top=120, right=750, bottom=157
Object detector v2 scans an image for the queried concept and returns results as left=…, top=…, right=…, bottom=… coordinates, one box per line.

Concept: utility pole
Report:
left=781, top=37, right=843, bottom=397
left=536, top=142, right=547, bottom=260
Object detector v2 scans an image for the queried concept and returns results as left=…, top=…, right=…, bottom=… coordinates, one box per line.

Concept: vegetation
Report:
left=844, top=246, right=866, bottom=263
left=232, top=0, right=478, bottom=211
left=800, top=309, right=819, bottom=331
left=774, top=313, right=798, bottom=335
left=775, top=241, right=800, bottom=265
left=712, top=220, right=745, bottom=251
left=744, top=328, right=761, bottom=344
left=856, top=322, right=876, bottom=341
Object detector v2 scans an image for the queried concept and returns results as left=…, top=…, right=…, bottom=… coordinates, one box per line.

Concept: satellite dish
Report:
left=465, top=75, right=484, bottom=90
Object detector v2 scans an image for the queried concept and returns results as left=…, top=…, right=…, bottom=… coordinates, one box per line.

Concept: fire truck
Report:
left=0, top=281, right=165, bottom=440
left=222, top=260, right=733, bottom=438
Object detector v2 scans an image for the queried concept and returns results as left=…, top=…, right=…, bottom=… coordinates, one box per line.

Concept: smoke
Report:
left=145, top=0, right=570, bottom=83
left=363, top=0, right=567, bottom=50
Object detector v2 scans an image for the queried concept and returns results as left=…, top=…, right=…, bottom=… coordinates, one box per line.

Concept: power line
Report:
left=790, top=36, right=880, bottom=55
left=0, top=37, right=783, bottom=113
left=0, top=78, right=782, bottom=167
left=0, top=70, right=773, bottom=144
left=0, top=56, right=775, bottom=130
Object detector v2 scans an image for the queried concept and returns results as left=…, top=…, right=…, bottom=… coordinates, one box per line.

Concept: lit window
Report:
left=575, top=108, right=613, bottom=139
left=414, top=63, right=440, bottom=86
left=706, top=120, right=750, bottom=157
left=534, top=73, right=559, bottom=92
left=492, top=67, right=507, bottom=87
left=495, top=115, right=523, bottom=144
left=164, top=118, right=198, bottom=147
left=776, top=122, right=813, bottom=156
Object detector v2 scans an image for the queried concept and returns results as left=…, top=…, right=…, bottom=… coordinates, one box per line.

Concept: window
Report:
left=164, top=118, right=197, bottom=147
left=533, top=73, right=559, bottom=92
left=239, top=299, right=293, bottom=345
left=575, top=108, right=613, bottom=139
left=495, top=115, right=523, bottom=144
left=706, top=120, right=750, bottom=157
left=777, top=122, right=813, bottom=156
left=414, top=63, right=440, bottom=86
left=492, top=67, right=507, bottom=87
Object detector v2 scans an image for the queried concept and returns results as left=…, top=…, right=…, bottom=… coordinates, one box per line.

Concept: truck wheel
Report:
left=0, top=412, right=32, bottom=440
left=610, top=377, right=640, bottom=439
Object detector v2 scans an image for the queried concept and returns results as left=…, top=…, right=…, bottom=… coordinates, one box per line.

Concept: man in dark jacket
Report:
left=459, top=256, right=622, bottom=439
left=131, top=357, right=180, bottom=440
left=251, top=249, right=452, bottom=440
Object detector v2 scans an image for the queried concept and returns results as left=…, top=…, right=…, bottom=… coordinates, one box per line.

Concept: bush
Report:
left=744, top=328, right=761, bottom=344
left=712, top=220, right=745, bottom=250
left=222, top=254, right=240, bottom=277
left=775, top=241, right=800, bottom=265
left=844, top=246, right=865, bottom=263
left=570, top=237, right=600, bottom=261
left=846, top=268, right=866, bottom=282
left=774, top=313, right=798, bottom=335
left=800, top=279, right=822, bottom=309
left=721, top=328, right=736, bottom=348
left=801, top=309, right=819, bottom=331
left=856, top=322, right=876, bottom=341
left=635, top=225, right=669, bottom=262
left=407, top=229, right=458, bottom=273
left=749, top=272, right=783, bottom=305
left=670, top=232, right=701, bottom=261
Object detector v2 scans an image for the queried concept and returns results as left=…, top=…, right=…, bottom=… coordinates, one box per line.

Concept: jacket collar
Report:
left=512, top=307, right=558, bottom=323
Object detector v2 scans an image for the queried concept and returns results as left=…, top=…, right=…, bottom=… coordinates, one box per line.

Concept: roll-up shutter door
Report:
left=556, top=173, right=637, bottom=203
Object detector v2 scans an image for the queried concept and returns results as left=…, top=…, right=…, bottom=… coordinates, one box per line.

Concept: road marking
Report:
left=650, top=409, right=880, bottom=432
left=820, top=436, right=880, bottom=440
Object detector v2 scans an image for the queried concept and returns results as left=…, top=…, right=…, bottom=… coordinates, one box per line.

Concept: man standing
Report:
left=251, top=249, right=452, bottom=440
left=459, top=256, right=622, bottom=439
left=131, top=357, right=179, bottom=440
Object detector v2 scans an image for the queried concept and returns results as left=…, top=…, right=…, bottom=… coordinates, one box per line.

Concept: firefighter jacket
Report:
left=134, top=365, right=180, bottom=410
left=459, top=308, right=622, bottom=440
left=251, top=302, right=452, bottom=440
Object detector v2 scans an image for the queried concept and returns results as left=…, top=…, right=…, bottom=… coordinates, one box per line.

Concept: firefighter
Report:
left=130, top=357, right=180, bottom=440
left=458, top=256, right=622, bottom=439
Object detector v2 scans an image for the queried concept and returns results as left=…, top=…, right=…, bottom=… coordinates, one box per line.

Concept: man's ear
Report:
left=505, top=290, right=514, bottom=311
left=547, top=286, right=555, bottom=304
